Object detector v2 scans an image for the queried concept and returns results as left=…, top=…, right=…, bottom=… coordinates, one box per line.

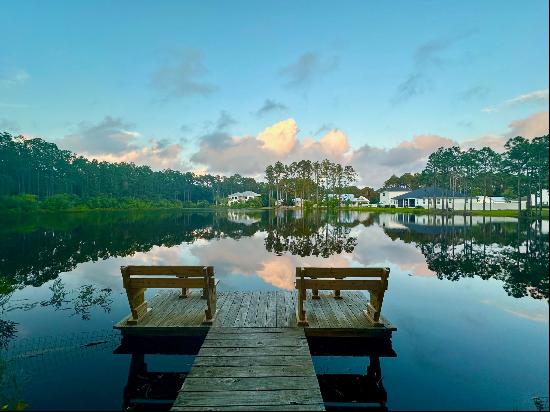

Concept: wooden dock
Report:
left=171, top=327, right=324, bottom=411
left=115, top=290, right=395, bottom=337
left=114, top=290, right=396, bottom=411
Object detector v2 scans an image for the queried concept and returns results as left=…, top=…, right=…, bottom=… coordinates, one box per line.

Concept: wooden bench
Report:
left=121, top=265, right=217, bottom=325
left=295, top=267, right=390, bottom=326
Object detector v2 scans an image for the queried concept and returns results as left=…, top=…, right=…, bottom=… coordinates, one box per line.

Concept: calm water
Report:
left=0, top=210, right=548, bottom=411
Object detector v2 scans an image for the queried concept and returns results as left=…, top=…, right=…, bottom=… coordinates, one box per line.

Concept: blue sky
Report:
left=1, top=0, right=548, bottom=186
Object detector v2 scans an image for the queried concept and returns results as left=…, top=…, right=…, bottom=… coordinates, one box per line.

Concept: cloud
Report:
left=255, top=99, right=288, bottom=117
left=257, top=118, right=298, bottom=155
left=279, top=52, right=338, bottom=90
left=392, top=31, right=474, bottom=104
left=190, top=110, right=547, bottom=187
left=190, top=118, right=355, bottom=176
left=91, top=140, right=187, bottom=170
left=59, top=116, right=140, bottom=155
left=215, top=111, right=237, bottom=130
left=0, top=69, right=29, bottom=87
left=482, top=88, right=548, bottom=113
left=505, top=89, right=549, bottom=106
left=461, top=111, right=549, bottom=152
left=352, top=134, right=456, bottom=187
left=505, top=111, right=549, bottom=139
left=57, top=116, right=189, bottom=170
left=151, top=49, right=218, bottom=98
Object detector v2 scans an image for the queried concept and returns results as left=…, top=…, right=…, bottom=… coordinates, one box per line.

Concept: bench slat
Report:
left=127, top=278, right=206, bottom=289
left=299, top=267, right=388, bottom=278
left=296, top=279, right=383, bottom=291
left=122, top=265, right=209, bottom=276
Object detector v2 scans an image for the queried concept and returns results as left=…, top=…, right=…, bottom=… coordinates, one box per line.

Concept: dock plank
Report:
left=172, top=327, right=324, bottom=411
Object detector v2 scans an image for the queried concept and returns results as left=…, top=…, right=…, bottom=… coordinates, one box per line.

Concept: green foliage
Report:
left=229, top=197, right=263, bottom=209
left=0, top=194, right=184, bottom=212
left=41, top=193, right=81, bottom=210
left=0, top=194, right=39, bottom=212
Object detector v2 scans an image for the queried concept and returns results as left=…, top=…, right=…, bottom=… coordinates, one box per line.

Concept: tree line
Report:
left=382, top=135, right=549, bottom=214
left=264, top=160, right=359, bottom=207
left=0, top=132, right=266, bottom=209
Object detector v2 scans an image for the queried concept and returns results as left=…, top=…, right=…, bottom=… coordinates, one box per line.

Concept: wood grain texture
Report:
left=172, top=328, right=324, bottom=411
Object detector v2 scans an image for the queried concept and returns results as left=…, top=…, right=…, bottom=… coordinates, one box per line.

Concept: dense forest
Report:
left=382, top=135, right=549, bottom=212
left=0, top=132, right=265, bottom=210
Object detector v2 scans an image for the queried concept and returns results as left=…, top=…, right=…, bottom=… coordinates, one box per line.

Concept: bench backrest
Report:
left=295, top=267, right=389, bottom=292
left=121, top=265, right=214, bottom=289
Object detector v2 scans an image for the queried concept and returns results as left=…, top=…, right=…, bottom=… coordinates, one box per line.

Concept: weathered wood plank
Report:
left=243, top=291, right=261, bottom=327
left=200, top=338, right=307, bottom=348
left=172, top=404, right=325, bottom=411
left=193, top=355, right=312, bottom=367
left=197, top=345, right=311, bottom=357
left=205, top=331, right=304, bottom=340
left=173, top=389, right=322, bottom=407
left=233, top=291, right=253, bottom=327
left=188, top=365, right=315, bottom=378
left=181, top=376, right=320, bottom=391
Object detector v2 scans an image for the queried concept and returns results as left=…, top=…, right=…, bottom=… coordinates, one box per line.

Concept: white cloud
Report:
left=482, top=88, right=549, bottom=113
left=57, top=116, right=189, bottom=170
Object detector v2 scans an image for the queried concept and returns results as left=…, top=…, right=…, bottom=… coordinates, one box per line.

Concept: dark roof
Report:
left=393, top=187, right=469, bottom=200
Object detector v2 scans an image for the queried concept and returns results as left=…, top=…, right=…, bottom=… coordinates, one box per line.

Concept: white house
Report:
left=227, top=191, right=261, bottom=205
left=379, top=187, right=410, bottom=206
left=326, top=193, right=370, bottom=206
left=392, top=187, right=527, bottom=210
left=352, top=196, right=370, bottom=206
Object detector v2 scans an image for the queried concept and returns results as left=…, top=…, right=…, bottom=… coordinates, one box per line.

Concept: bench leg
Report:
left=180, top=288, right=189, bottom=298
left=333, top=289, right=342, bottom=299
left=312, top=289, right=320, bottom=300
left=202, top=268, right=217, bottom=324
left=296, top=288, right=308, bottom=326
left=126, top=287, right=148, bottom=325
left=364, top=290, right=384, bottom=326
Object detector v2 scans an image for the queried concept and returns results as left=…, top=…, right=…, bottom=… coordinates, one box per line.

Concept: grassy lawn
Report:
left=344, top=206, right=549, bottom=218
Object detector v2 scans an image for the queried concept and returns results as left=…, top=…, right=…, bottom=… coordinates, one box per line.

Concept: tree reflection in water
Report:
left=264, top=211, right=358, bottom=257
left=381, top=214, right=549, bottom=300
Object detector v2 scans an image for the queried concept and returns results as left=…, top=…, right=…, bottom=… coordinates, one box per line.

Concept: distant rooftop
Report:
left=228, top=191, right=261, bottom=197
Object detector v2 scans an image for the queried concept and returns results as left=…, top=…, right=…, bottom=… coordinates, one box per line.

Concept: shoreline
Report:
left=1, top=205, right=547, bottom=219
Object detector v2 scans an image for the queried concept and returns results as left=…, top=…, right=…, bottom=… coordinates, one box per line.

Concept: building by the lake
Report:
left=390, top=186, right=527, bottom=210
left=227, top=191, right=261, bottom=205
left=325, top=193, right=371, bottom=206
left=379, top=187, right=410, bottom=206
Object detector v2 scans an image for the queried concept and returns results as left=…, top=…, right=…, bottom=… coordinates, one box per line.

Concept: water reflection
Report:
left=381, top=213, right=549, bottom=300
left=0, top=210, right=547, bottom=298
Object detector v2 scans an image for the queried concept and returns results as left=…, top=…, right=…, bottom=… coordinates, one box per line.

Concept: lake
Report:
left=0, top=210, right=548, bottom=411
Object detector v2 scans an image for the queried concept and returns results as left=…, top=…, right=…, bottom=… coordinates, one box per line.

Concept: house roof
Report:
left=393, top=187, right=469, bottom=200
left=229, top=191, right=261, bottom=197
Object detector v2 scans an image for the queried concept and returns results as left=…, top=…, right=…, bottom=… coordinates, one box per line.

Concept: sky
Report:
left=1, top=0, right=549, bottom=187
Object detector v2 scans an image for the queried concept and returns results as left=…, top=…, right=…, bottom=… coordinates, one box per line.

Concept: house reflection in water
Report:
left=115, top=335, right=396, bottom=411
